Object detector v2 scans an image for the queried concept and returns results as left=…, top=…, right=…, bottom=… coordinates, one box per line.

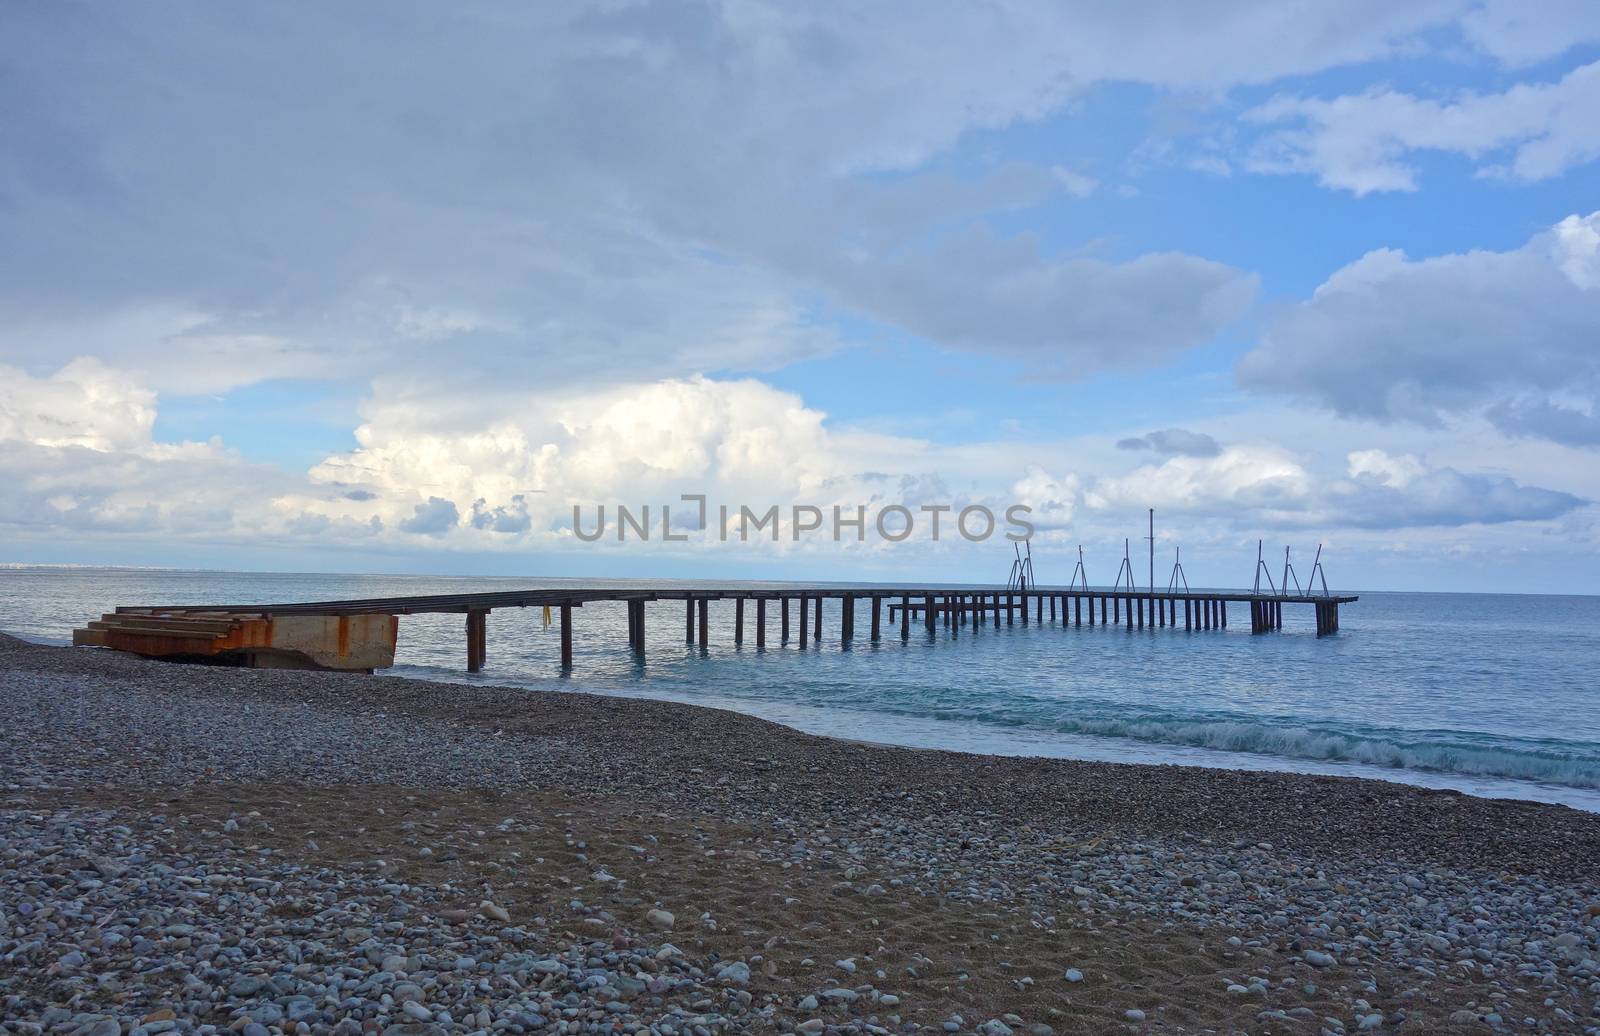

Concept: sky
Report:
left=2, top=1, right=1599, bottom=592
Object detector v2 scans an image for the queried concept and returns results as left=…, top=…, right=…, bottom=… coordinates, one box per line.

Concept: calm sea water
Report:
left=5, top=567, right=1600, bottom=812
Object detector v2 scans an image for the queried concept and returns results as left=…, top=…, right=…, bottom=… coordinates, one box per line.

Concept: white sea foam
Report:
left=1046, top=715, right=1600, bottom=787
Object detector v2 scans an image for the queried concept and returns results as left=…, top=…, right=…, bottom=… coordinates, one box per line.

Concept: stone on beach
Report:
left=1, top=631, right=1598, bottom=1034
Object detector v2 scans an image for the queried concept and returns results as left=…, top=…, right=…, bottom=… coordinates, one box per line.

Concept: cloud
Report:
left=1011, top=466, right=1080, bottom=530
left=1087, top=444, right=1581, bottom=529
left=469, top=495, right=533, bottom=534
left=0, top=358, right=157, bottom=453
left=1115, top=428, right=1222, bottom=457
left=1050, top=167, right=1098, bottom=198
left=1239, top=213, right=1600, bottom=446
left=1242, top=60, right=1600, bottom=193
left=398, top=497, right=461, bottom=537
left=1459, top=0, right=1600, bottom=65
left=833, top=229, right=1257, bottom=374
left=2, top=1, right=1540, bottom=396
left=4, top=2, right=1598, bottom=568
left=1336, top=450, right=1583, bottom=527
left=1091, top=444, right=1311, bottom=516
left=0, top=359, right=1584, bottom=570
left=0, top=362, right=303, bottom=537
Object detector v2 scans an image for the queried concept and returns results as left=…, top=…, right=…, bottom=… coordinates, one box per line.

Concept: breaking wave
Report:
left=1041, top=713, right=1600, bottom=789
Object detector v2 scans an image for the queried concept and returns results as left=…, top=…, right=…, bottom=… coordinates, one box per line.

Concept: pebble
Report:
left=3, top=635, right=1596, bottom=1035
left=715, top=960, right=751, bottom=985
left=0, top=807, right=779, bottom=1036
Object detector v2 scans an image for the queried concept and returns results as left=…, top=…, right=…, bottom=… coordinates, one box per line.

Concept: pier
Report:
left=80, top=584, right=1357, bottom=674
left=75, top=519, right=1353, bottom=673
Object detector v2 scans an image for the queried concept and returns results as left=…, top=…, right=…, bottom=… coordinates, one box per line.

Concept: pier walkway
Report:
left=95, top=585, right=1358, bottom=673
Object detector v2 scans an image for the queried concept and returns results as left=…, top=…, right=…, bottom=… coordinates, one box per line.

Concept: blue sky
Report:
left=2, top=2, right=1598, bottom=592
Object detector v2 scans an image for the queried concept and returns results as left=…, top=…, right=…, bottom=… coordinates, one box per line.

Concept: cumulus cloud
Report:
left=1115, top=428, right=1222, bottom=457
left=1242, top=60, right=1600, bottom=193
left=469, top=496, right=533, bottom=534
left=1090, top=444, right=1311, bottom=516
left=1238, top=213, right=1600, bottom=446
left=1087, top=444, right=1581, bottom=529
left=398, top=497, right=460, bottom=537
left=4, top=2, right=1597, bottom=567
left=0, top=358, right=1583, bottom=567
left=1011, top=467, right=1080, bottom=530
left=0, top=358, right=155, bottom=451
left=0, top=362, right=318, bottom=538
left=1335, top=450, right=1582, bottom=527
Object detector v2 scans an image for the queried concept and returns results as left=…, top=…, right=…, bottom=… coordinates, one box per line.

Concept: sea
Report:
left=5, top=566, right=1599, bottom=813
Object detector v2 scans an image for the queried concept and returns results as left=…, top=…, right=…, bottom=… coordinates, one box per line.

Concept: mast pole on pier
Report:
left=1147, top=508, right=1155, bottom=595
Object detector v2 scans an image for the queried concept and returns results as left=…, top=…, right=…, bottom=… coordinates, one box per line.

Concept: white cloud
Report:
left=1089, top=444, right=1311, bottom=516
left=1347, top=448, right=1427, bottom=487
left=1239, top=212, right=1600, bottom=446
left=0, top=359, right=1584, bottom=570
left=3, top=1, right=1537, bottom=395
left=1011, top=467, right=1080, bottom=530
left=4, top=3, right=1598, bottom=570
left=1050, top=167, right=1098, bottom=198
left=1087, top=443, right=1581, bottom=528
left=1460, top=0, right=1600, bottom=66
left=0, top=362, right=284, bottom=536
left=0, top=358, right=155, bottom=451
left=1333, top=450, right=1582, bottom=527
left=1243, top=60, right=1600, bottom=193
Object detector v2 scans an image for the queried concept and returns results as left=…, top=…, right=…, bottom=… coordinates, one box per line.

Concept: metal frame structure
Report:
left=1280, top=545, right=1304, bottom=598
left=1112, top=538, right=1137, bottom=592
left=1067, top=545, right=1090, bottom=591
left=1167, top=547, right=1190, bottom=592
left=1251, top=539, right=1278, bottom=595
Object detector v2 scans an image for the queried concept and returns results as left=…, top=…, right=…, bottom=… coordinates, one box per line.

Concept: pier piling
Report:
left=116, top=578, right=1355, bottom=675
left=466, top=608, right=488, bottom=673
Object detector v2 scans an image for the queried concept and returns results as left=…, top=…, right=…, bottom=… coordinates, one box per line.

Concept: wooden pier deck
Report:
left=103, top=585, right=1358, bottom=674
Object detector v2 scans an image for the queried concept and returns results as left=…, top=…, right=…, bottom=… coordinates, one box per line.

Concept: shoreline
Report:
left=13, top=606, right=1600, bottom=815
left=4, top=634, right=1600, bottom=1033
left=388, top=665, right=1600, bottom=815
left=5, top=632, right=1600, bottom=874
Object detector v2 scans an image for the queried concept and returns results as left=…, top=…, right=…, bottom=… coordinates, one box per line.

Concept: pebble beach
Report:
left=4, top=632, right=1599, bottom=1035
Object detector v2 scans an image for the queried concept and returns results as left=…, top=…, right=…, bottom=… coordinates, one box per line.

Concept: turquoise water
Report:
left=5, top=567, right=1600, bottom=811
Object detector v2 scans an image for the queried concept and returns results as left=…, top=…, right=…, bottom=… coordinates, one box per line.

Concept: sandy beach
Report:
left=3, top=632, right=1598, bottom=1035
